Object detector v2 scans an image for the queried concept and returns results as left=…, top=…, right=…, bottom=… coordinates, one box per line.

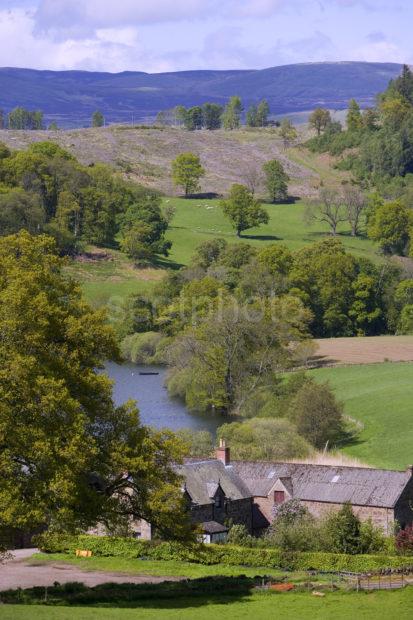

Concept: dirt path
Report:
left=0, top=550, right=181, bottom=590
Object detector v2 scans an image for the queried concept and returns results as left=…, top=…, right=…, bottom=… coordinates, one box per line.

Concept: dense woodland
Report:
left=0, top=141, right=171, bottom=259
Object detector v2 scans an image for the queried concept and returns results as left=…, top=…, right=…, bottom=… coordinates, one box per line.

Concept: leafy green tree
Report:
left=192, top=238, right=228, bottom=269
left=280, top=118, right=297, bottom=148
left=0, top=110, right=5, bottom=129
left=166, top=296, right=311, bottom=413
left=171, top=152, right=205, bottom=196
left=48, top=122, right=59, bottom=130
left=0, top=231, right=191, bottom=540
left=0, top=189, right=45, bottom=236
left=222, top=96, right=243, bottom=130
left=176, top=429, right=214, bottom=458
left=202, top=103, right=223, bottom=130
left=309, top=108, right=331, bottom=135
left=398, top=304, right=413, bottom=334
left=346, top=99, right=363, bottom=132
left=367, top=200, right=412, bottom=255
left=263, top=159, right=289, bottom=203
left=118, top=194, right=171, bottom=261
left=92, top=110, right=105, bottom=127
left=217, top=418, right=311, bottom=460
left=220, top=184, right=269, bottom=236
left=173, top=105, right=188, bottom=126
left=324, top=503, right=362, bottom=555
left=184, top=106, right=203, bottom=131
left=288, top=379, right=344, bottom=449
left=246, top=104, right=258, bottom=127
left=256, top=99, right=270, bottom=127
left=8, top=107, right=43, bottom=130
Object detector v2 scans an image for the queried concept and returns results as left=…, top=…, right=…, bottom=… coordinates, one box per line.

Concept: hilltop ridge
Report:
left=0, top=61, right=402, bottom=128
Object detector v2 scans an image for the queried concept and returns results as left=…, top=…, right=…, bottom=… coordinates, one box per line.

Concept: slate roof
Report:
left=230, top=461, right=411, bottom=509
left=202, top=521, right=228, bottom=534
left=179, top=460, right=251, bottom=505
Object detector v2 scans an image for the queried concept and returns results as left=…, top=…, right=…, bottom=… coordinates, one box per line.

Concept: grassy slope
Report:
left=310, top=363, right=413, bottom=469
left=65, top=248, right=163, bottom=307
left=164, top=197, right=379, bottom=267
left=1, top=590, right=412, bottom=620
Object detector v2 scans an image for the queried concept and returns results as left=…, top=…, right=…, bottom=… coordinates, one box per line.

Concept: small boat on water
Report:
left=139, top=372, right=160, bottom=376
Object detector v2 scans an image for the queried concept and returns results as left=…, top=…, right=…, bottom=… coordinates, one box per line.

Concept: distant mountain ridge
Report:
left=0, top=62, right=402, bottom=128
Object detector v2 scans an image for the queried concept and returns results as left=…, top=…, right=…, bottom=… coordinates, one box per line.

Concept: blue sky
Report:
left=0, top=0, right=410, bottom=73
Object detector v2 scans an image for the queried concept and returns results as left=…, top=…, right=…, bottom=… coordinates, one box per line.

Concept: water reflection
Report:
left=104, top=361, right=223, bottom=435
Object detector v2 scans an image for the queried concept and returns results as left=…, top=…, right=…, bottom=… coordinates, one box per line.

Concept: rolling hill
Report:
left=0, top=61, right=402, bottom=128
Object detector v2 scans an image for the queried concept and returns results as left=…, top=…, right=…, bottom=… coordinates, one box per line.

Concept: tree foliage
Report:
left=0, top=232, right=191, bottom=540
left=220, top=184, right=269, bottom=236
left=171, top=152, right=205, bottom=196
left=309, top=108, right=331, bottom=135
left=263, top=159, right=289, bottom=203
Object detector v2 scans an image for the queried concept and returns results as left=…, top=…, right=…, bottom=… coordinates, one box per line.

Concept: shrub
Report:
left=396, top=525, right=413, bottom=554
left=35, top=533, right=413, bottom=573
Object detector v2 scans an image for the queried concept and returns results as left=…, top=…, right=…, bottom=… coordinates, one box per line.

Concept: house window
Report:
left=214, top=494, right=222, bottom=508
left=274, top=491, right=285, bottom=504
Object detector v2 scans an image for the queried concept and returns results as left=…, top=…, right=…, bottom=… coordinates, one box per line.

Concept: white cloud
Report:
left=351, top=41, right=408, bottom=63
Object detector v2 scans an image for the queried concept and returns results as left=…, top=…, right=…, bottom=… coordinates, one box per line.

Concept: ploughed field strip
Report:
left=314, top=336, right=413, bottom=365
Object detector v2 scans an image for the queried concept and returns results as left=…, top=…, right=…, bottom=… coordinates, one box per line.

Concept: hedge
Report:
left=35, top=533, right=413, bottom=574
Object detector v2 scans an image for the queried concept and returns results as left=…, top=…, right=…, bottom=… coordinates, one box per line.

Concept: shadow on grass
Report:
left=0, top=576, right=256, bottom=609
left=241, top=234, right=282, bottom=241
left=152, top=256, right=184, bottom=270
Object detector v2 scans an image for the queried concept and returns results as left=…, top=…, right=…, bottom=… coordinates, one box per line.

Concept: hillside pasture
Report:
left=310, top=362, right=413, bottom=469
left=164, top=197, right=380, bottom=267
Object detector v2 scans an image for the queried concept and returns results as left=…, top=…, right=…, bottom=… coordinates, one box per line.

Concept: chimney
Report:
left=216, top=439, right=230, bottom=466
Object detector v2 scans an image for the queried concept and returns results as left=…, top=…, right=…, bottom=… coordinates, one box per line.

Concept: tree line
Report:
left=156, top=96, right=276, bottom=130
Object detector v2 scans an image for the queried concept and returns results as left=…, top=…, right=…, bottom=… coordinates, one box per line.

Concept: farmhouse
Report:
left=173, top=441, right=413, bottom=539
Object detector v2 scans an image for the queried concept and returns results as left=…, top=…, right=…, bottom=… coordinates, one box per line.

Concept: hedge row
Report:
left=35, top=533, right=413, bottom=574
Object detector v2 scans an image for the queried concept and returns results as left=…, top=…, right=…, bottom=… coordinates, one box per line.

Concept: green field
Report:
left=29, top=553, right=285, bottom=579
left=164, top=197, right=379, bottom=267
left=69, top=197, right=380, bottom=308
left=1, top=589, right=412, bottom=620
left=311, top=363, right=413, bottom=469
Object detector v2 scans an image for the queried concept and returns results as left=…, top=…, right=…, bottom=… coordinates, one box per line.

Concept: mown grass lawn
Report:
left=164, top=197, right=379, bottom=267
left=1, top=589, right=412, bottom=620
left=310, top=362, right=413, bottom=469
left=29, top=553, right=285, bottom=579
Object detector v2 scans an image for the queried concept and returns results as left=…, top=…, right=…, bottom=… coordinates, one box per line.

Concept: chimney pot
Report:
left=216, top=441, right=230, bottom=466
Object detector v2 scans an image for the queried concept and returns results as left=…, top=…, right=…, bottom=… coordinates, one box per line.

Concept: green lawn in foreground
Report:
left=310, top=362, right=413, bottom=469
left=164, top=197, right=379, bottom=267
left=1, top=589, right=412, bottom=620
left=29, top=553, right=285, bottom=579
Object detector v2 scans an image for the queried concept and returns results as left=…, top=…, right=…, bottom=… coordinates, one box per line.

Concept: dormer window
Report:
left=214, top=494, right=222, bottom=508
left=274, top=490, right=285, bottom=504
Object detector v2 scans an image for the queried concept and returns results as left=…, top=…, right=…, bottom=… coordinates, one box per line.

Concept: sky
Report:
left=0, top=0, right=411, bottom=73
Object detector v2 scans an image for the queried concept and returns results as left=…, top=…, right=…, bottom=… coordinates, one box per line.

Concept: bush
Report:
left=35, top=533, right=413, bottom=573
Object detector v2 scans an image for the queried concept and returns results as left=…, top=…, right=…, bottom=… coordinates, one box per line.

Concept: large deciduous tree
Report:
left=0, top=232, right=191, bottom=540
left=171, top=152, right=205, bottom=196
left=221, top=184, right=269, bottom=237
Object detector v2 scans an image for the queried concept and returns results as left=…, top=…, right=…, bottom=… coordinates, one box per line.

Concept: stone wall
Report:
left=395, top=475, right=413, bottom=529
left=301, top=500, right=395, bottom=535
